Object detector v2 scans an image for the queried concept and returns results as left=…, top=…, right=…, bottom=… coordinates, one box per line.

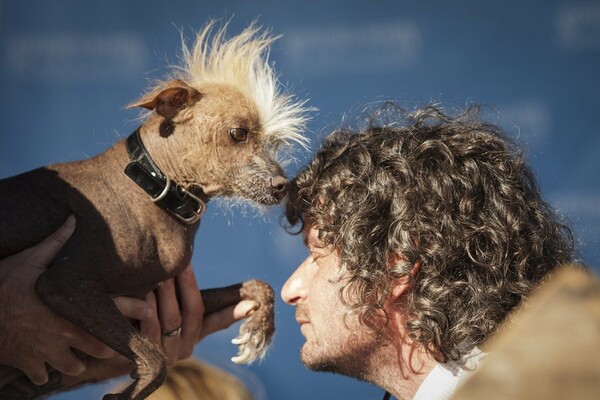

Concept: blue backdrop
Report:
left=1, top=1, right=599, bottom=399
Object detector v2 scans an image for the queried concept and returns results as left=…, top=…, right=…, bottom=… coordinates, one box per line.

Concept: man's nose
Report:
left=281, top=257, right=310, bottom=305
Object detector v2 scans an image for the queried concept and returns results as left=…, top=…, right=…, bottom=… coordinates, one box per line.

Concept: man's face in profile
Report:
left=281, top=226, right=379, bottom=379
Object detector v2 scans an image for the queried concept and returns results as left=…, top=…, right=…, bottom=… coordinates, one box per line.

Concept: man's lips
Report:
left=296, top=309, right=311, bottom=338
left=296, top=307, right=310, bottom=325
left=298, top=319, right=311, bottom=337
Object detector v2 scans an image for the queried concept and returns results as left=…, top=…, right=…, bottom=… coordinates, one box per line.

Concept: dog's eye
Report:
left=229, top=128, right=249, bottom=142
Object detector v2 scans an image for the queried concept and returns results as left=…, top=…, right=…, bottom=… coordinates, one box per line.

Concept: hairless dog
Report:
left=0, top=20, right=310, bottom=399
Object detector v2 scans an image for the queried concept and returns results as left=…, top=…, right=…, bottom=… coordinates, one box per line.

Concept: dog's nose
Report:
left=271, top=176, right=289, bottom=200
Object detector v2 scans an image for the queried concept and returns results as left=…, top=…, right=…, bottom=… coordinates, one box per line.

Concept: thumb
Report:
left=199, top=300, right=259, bottom=339
left=27, top=215, right=77, bottom=267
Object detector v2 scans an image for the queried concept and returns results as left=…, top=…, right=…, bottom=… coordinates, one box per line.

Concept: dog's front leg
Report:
left=35, top=269, right=166, bottom=400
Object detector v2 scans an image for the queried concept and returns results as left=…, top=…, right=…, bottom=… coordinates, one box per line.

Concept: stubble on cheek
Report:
left=300, top=325, right=377, bottom=382
left=299, top=307, right=345, bottom=368
left=298, top=298, right=382, bottom=381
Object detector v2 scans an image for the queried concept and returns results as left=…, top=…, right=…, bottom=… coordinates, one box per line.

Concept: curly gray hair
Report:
left=284, top=104, right=574, bottom=362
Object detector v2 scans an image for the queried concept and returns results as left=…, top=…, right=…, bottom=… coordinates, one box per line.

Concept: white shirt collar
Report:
left=412, top=347, right=486, bottom=400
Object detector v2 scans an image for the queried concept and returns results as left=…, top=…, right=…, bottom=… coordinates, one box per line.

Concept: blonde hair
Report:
left=110, top=359, right=254, bottom=400
left=168, top=19, right=310, bottom=150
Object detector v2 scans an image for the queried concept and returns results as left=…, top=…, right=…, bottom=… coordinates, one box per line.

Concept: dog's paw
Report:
left=230, top=279, right=275, bottom=364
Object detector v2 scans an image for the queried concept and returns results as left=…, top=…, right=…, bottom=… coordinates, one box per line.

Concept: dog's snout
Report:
left=271, top=176, right=289, bottom=200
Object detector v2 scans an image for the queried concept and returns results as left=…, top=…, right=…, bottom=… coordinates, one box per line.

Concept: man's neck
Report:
left=358, top=308, right=439, bottom=400
left=369, top=339, right=438, bottom=400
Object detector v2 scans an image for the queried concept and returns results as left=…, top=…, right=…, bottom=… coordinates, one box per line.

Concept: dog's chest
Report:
left=67, top=199, right=199, bottom=296
left=109, top=218, right=198, bottom=290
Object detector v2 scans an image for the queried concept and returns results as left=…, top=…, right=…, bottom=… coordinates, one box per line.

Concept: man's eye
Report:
left=229, top=128, right=249, bottom=142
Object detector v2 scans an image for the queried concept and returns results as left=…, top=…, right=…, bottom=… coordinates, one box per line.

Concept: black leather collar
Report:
left=124, top=128, right=205, bottom=224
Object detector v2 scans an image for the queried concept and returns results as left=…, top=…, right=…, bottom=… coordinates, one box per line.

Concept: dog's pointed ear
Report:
left=128, top=80, right=202, bottom=120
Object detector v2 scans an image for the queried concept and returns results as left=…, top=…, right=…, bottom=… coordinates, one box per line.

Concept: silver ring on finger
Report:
left=161, top=326, right=182, bottom=337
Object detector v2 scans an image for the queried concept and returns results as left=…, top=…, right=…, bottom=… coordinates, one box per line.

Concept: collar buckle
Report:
left=174, top=186, right=204, bottom=224
left=124, top=127, right=206, bottom=225
left=151, top=175, right=171, bottom=203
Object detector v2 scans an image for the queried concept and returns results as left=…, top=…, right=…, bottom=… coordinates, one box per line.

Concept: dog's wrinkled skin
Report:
left=0, top=22, right=308, bottom=400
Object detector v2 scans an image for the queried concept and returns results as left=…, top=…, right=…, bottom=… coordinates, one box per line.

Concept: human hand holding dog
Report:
left=0, top=215, right=256, bottom=388
left=0, top=216, right=119, bottom=384
left=95, top=267, right=259, bottom=377
left=141, top=265, right=259, bottom=364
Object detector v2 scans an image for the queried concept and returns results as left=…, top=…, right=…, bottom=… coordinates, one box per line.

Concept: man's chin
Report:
left=300, top=342, right=374, bottom=381
left=300, top=345, right=330, bottom=372
left=301, top=356, right=338, bottom=373
left=302, top=358, right=370, bottom=382
left=301, top=348, right=357, bottom=377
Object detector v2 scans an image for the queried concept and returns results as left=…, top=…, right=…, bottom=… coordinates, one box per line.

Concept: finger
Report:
left=140, top=291, right=161, bottom=346
left=177, top=266, right=203, bottom=358
left=48, top=349, right=87, bottom=377
left=22, top=363, right=50, bottom=386
left=199, top=300, right=258, bottom=339
left=232, top=300, right=260, bottom=320
left=113, top=296, right=154, bottom=321
left=157, top=279, right=181, bottom=364
left=49, top=319, right=117, bottom=360
left=27, top=215, right=76, bottom=267
left=79, top=354, right=133, bottom=384
left=71, top=334, right=117, bottom=360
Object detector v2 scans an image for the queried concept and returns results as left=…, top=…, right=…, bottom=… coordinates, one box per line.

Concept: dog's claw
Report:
left=228, top=279, right=274, bottom=365
left=231, top=332, right=251, bottom=345
left=231, top=347, right=252, bottom=364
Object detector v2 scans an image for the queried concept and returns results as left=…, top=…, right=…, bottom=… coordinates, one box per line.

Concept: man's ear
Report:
left=128, top=80, right=202, bottom=121
left=389, top=257, right=421, bottom=300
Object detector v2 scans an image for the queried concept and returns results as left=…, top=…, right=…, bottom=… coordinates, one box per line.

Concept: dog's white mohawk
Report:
left=174, top=20, right=311, bottom=150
